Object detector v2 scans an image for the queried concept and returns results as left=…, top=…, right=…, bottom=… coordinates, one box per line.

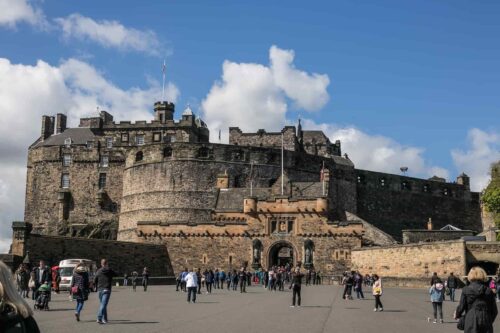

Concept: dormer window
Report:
left=63, top=154, right=71, bottom=167
left=136, top=135, right=145, bottom=146
left=106, top=137, right=113, bottom=148
left=64, top=138, right=72, bottom=147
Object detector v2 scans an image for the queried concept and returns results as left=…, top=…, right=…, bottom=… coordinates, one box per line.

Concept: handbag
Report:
left=28, top=278, right=35, bottom=288
left=71, top=286, right=79, bottom=294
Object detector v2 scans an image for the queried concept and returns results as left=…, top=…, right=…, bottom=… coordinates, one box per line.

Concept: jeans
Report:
left=240, top=281, right=246, bottom=293
left=97, top=290, right=111, bottom=321
left=374, top=295, right=383, bottom=310
left=356, top=287, right=364, bottom=299
left=432, top=302, right=443, bottom=320
left=292, top=285, right=301, bottom=306
left=187, top=287, right=197, bottom=303
left=75, top=300, right=84, bottom=315
left=449, top=288, right=456, bottom=302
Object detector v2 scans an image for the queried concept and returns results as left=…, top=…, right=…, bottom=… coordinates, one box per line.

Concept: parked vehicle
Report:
left=58, top=259, right=97, bottom=291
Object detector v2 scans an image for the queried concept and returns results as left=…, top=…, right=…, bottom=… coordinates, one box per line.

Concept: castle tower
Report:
left=154, top=101, right=175, bottom=123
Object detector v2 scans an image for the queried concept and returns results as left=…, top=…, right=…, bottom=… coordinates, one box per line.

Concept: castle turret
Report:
left=457, top=172, right=470, bottom=189
left=244, top=197, right=257, bottom=214
left=154, top=101, right=175, bottom=123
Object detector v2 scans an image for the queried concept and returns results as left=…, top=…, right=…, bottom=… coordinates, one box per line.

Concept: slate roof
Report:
left=215, top=188, right=271, bottom=211
left=33, top=128, right=97, bottom=147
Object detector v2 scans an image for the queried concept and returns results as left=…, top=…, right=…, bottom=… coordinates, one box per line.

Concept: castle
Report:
left=23, top=100, right=482, bottom=275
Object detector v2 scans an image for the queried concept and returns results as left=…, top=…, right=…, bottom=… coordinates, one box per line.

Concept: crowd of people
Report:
left=1, top=257, right=499, bottom=332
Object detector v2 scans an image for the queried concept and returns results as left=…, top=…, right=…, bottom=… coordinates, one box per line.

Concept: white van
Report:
left=59, top=259, right=97, bottom=291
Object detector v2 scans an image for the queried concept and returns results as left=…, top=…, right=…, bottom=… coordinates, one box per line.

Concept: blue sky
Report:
left=0, top=0, right=499, bottom=250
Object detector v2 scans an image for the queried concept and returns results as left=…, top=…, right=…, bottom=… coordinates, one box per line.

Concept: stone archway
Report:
left=267, top=241, right=296, bottom=269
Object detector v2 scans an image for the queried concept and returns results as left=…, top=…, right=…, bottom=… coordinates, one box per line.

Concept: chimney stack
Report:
left=56, top=113, right=67, bottom=134
left=41, top=115, right=55, bottom=141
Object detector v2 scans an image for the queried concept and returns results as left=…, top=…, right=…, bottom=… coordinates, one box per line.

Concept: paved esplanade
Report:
left=36, top=285, right=499, bottom=333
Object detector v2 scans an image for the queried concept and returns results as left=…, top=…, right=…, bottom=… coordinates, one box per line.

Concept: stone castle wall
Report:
left=351, top=240, right=467, bottom=280
left=355, top=169, right=481, bottom=240
left=402, top=230, right=474, bottom=244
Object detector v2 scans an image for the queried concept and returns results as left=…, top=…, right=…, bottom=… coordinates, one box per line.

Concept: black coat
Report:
left=33, top=267, right=52, bottom=287
left=71, top=270, right=90, bottom=301
left=456, top=281, right=498, bottom=333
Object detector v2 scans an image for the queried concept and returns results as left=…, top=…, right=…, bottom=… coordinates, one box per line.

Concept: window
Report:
left=100, top=155, right=109, bottom=167
left=163, top=147, right=172, bottom=158
left=135, top=151, right=143, bottom=162
left=423, top=184, right=430, bottom=193
left=106, top=137, right=113, bottom=148
left=61, top=174, right=70, bottom=188
left=86, top=141, right=94, bottom=149
left=62, top=154, right=71, bottom=167
left=443, top=188, right=450, bottom=196
left=98, top=173, right=106, bottom=189
left=357, top=175, right=365, bottom=184
left=164, top=135, right=176, bottom=143
left=401, top=181, right=410, bottom=190
left=380, top=178, right=386, bottom=187
left=198, top=147, right=209, bottom=158
left=136, top=135, right=145, bottom=146
left=121, top=133, right=129, bottom=143
left=64, top=138, right=72, bottom=147
left=153, top=132, right=161, bottom=142
left=232, top=150, right=243, bottom=161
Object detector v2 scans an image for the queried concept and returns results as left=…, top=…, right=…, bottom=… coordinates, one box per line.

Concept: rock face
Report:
left=23, top=101, right=482, bottom=275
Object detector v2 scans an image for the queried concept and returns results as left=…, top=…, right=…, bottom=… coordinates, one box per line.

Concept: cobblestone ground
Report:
left=35, top=284, right=500, bottom=333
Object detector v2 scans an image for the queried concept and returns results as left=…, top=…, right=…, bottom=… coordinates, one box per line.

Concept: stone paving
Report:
left=34, top=284, right=500, bottom=333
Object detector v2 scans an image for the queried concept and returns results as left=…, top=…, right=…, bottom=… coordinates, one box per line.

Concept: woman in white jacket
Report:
left=184, top=268, right=198, bottom=303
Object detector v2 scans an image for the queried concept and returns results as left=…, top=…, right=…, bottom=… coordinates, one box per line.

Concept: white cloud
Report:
left=55, top=14, right=162, bottom=55
left=301, top=119, right=450, bottom=180
left=202, top=45, right=330, bottom=142
left=0, top=57, right=179, bottom=252
left=0, top=0, right=47, bottom=28
left=452, top=128, right=500, bottom=191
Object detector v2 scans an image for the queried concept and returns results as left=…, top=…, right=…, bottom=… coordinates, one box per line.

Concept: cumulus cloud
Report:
left=202, top=45, right=330, bottom=142
left=452, top=128, right=500, bottom=191
left=55, top=14, right=162, bottom=55
left=301, top=119, right=450, bottom=180
left=0, top=0, right=47, bottom=28
left=0, top=57, right=179, bottom=252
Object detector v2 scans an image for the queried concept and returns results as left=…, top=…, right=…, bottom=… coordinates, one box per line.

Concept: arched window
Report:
left=135, top=151, right=143, bottom=162
left=163, top=147, right=172, bottom=158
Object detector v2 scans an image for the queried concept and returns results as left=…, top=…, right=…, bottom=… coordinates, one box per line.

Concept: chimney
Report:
left=427, top=218, right=433, bottom=230
left=56, top=113, right=67, bottom=134
left=41, top=115, right=55, bottom=141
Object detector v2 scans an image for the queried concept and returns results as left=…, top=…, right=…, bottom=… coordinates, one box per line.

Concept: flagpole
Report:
left=162, top=59, right=166, bottom=102
left=281, top=132, right=284, bottom=196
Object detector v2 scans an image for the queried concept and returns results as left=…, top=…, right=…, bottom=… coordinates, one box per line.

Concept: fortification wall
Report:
left=21, top=234, right=173, bottom=276
left=402, top=230, right=475, bottom=244
left=355, top=169, right=481, bottom=240
left=351, top=240, right=467, bottom=282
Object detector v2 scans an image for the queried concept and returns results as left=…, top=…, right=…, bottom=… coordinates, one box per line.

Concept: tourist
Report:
left=28, top=270, right=36, bottom=300
left=354, top=271, right=364, bottom=299
left=372, top=274, right=383, bottom=312
left=175, top=270, right=183, bottom=291
left=51, top=266, right=60, bottom=294
left=446, top=272, right=459, bottom=302
left=184, top=268, right=198, bottom=303
left=430, top=272, right=440, bottom=286
left=311, top=269, right=317, bottom=285
left=131, top=271, right=138, bottom=292
left=181, top=268, right=188, bottom=292
left=214, top=268, right=220, bottom=289
left=196, top=268, right=203, bottom=294
left=123, top=272, right=128, bottom=287
left=71, top=263, right=89, bottom=322
left=290, top=267, right=304, bottom=307
left=496, top=273, right=500, bottom=302
left=428, top=277, right=445, bottom=323
left=342, top=271, right=353, bottom=300
left=305, top=269, right=311, bottom=286
left=226, top=271, right=231, bottom=290
left=239, top=267, right=247, bottom=293
left=33, top=260, right=51, bottom=301
left=0, top=261, right=40, bottom=332
left=455, top=266, right=497, bottom=332
left=142, top=267, right=149, bottom=292
left=15, top=264, right=29, bottom=299
left=94, top=258, right=117, bottom=324
left=231, top=269, right=238, bottom=291
left=205, top=269, right=214, bottom=293
left=219, top=270, right=226, bottom=289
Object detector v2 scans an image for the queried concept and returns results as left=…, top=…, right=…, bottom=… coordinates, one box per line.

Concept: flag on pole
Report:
left=218, top=129, right=221, bottom=141
left=161, top=59, right=166, bottom=101
left=162, top=60, right=166, bottom=74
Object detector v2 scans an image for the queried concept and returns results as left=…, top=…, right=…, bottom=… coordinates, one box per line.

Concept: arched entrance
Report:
left=268, top=241, right=295, bottom=268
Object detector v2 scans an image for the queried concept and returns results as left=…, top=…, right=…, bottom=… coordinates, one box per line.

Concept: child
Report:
left=429, top=278, right=445, bottom=323
left=35, top=282, right=51, bottom=310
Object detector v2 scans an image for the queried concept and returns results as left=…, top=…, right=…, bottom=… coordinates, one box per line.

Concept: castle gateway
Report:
left=24, top=101, right=481, bottom=275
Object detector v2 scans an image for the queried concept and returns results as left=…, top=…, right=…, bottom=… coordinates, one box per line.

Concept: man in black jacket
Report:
left=447, top=272, right=459, bottom=302
left=290, top=267, right=304, bottom=307
left=94, top=259, right=117, bottom=324
left=33, top=260, right=51, bottom=300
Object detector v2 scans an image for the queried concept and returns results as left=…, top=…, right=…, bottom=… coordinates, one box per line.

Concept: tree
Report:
left=482, top=162, right=500, bottom=240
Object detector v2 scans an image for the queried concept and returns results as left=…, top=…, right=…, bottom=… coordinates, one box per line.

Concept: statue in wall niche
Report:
left=305, top=247, right=312, bottom=264
left=304, top=239, right=314, bottom=269
left=253, top=247, right=260, bottom=264
left=252, top=239, right=262, bottom=269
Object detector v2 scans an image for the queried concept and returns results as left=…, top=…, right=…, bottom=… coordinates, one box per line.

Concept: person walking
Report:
left=180, top=268, right=188, bottom=292
left=71, top=263, right=89, bottom=322
left=372, top=274, right=383, bottom=312
left=455, top=266, right=498, bottom=333
left=430, top=272, right=440, bottom=285
left=239, top=267, right=247, bottom=293
left=231, top=269, right=238, bottom=291
left=94, top=259, right=117, bottom=325
left=0, top=261, right=41, bottom=333
left=447, top=272, right=459, bottom=302
left=354, top=271, right=364, bottom=299
left=196, top=268, right=203, bottom=294
left=28, top=270, right=36, bottom=301
left=142, top=267, right=149, bottom=292
left=214, top=268, right=220, bottom=289
left=123, top=273, right=128, bottom=287
left=289, top=267, right=304, bottom=307
left=16, top=264, right=29, bottom=299
left=428, top=278, right=445, bottom=323
left=185, top=268, right=198, bottom=303
left=131, top=271, right=138, bottom=292
left=33, top=260, right=51, bottom=301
